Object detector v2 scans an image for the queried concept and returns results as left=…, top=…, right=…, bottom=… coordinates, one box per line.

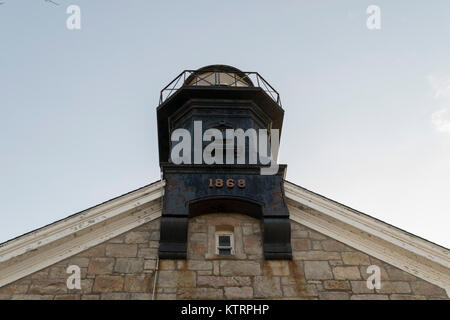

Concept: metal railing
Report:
left=159, top=70, right=282, bottom=106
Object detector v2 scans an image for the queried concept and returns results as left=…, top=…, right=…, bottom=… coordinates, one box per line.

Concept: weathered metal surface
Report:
left=158, top=165, right=292, bottom=259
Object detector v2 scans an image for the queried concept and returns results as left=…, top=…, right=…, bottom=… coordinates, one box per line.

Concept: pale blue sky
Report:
left=1, top=0, right=449, bottom=247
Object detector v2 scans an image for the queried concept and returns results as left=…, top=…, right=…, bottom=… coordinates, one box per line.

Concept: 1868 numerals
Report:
left=208, top=178, right=246, bottom=189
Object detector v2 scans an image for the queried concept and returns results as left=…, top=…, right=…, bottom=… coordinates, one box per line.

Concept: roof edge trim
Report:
left=284, top=181, right=450, bottom=268
left=0, top=181, right=165, bottom=263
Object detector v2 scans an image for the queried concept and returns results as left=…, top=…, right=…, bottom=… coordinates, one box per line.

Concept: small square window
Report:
left=215, top=232, right=234, bottom=255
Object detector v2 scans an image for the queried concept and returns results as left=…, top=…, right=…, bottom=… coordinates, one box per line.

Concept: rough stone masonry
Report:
left=0, top=212, right=448, bottom=300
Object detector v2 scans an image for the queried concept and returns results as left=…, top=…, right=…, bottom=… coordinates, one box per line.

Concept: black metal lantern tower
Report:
left=156, top=65, right=292, bottom=260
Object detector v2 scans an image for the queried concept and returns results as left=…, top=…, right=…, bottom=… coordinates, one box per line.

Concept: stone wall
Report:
left=0, top=214, right=448, bottom=300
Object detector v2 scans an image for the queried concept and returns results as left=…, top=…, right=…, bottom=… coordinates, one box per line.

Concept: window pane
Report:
left=218, top=73, right=234, bottom=86
left=195, top=72, right=215, bottom=85
left=218, top=235, right=231, bottom=246
left=219, top=248, right=231, bottom=255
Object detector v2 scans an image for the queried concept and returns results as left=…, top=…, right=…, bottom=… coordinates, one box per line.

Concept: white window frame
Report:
left=215, top=231, right=235, bottom=255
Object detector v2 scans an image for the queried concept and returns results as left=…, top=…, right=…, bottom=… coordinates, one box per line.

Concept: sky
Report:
left=0, top=0, right=449, bottom=248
